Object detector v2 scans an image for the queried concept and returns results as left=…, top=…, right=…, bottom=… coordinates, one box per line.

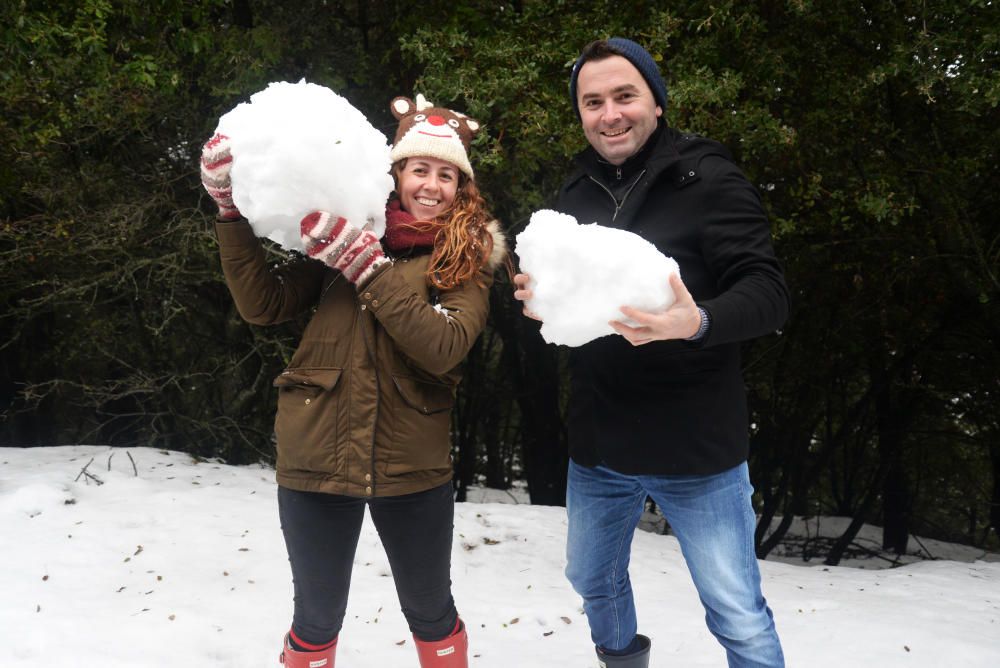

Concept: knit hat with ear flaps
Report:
left=389, top=94, right=481, bottom=179
left=569, top=37, right=668, bottom=119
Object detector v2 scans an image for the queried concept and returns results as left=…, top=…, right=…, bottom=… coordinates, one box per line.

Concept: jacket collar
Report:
left=564, top=120, right=684, bottom=191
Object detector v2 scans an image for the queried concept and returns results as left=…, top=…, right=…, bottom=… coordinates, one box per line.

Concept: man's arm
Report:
left=692, top=154, right=789, bottom=347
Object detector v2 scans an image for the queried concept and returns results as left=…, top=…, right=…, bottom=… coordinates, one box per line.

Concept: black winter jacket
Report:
left=555, top=123, right=789, bottom=475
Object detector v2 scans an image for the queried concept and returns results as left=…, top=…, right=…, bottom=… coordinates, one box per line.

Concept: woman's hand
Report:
left=300, top=211, right=389, bottom=285
left=200, top=133, right=241, bottom=221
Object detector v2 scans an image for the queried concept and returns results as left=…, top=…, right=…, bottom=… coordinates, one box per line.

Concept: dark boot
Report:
left=279, top=632, right=337, bottom=667
left=596, top=634, right=651, bottom=668
left=414, top=619, right=468, bottom=668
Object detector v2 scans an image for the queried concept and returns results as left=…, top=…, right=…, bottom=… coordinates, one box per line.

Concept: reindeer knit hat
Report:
left=389, top=94, right=480, bottom=179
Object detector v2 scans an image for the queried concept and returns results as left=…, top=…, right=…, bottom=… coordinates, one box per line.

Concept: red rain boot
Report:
left=279, top=631, right=337, bottom=668
left=414, top=620, right=468, bottom=668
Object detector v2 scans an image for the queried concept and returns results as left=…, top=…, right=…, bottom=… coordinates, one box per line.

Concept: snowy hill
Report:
left=2, top=446, right=998, bottom=667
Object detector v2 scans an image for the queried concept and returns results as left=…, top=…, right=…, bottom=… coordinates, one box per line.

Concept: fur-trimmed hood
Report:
left=484, top=219, right=508, bottom=272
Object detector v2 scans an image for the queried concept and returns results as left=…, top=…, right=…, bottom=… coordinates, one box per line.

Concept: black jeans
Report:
left=277, top=482, right=459, bottom=645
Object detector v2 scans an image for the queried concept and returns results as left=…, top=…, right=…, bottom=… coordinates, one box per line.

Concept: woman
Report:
left=200, top=94, right=506, bottom=668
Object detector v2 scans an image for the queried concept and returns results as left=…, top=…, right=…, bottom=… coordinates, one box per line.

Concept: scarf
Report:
left=383, top=200, right=439, bottom=254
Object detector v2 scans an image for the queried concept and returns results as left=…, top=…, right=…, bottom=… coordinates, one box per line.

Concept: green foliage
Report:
left=402, top=0, right=1000, bottom=549
left=1, top=1, right=997, bottom=553
left=0, top=0, right=333, bottom=459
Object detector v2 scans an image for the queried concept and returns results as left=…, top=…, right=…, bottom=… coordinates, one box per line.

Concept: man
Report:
left=513, top=38, right=788, bottom=667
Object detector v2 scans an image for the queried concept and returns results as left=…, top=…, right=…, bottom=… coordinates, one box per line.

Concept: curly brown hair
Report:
left=391, top=160, right=498, bottom=290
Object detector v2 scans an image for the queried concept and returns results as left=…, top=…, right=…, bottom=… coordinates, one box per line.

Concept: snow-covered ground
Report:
left=2, top=446, right=998, bottom=667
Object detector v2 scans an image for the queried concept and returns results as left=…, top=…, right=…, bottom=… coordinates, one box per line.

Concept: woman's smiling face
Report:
left=397, top=156, right=460, bottom=220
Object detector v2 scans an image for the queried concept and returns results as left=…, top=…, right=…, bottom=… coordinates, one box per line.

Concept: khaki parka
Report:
left=216, top=219, right=506, bottom=497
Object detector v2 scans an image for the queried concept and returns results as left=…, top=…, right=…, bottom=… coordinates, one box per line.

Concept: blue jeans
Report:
left=566, top=460, right=784, bottom=667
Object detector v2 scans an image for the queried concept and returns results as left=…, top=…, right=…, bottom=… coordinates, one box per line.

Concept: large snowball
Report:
left=516, top=210, right=679, bottom=347
left=215, top=81, right=394, bottom=250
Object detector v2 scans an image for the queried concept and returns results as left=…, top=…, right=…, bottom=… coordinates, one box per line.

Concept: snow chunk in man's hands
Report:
left=516, top=210, right=680, bottom=347
left=215, top=81, right=394, bottom=251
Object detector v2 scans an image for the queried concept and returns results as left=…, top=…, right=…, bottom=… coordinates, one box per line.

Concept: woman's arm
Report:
left=216, top=220, right=326, bottom=326
left=358, top=265, right=493, bottom=375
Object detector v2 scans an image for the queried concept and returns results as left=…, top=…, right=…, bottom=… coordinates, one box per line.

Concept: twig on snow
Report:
left=74, top=457, right=104, bottom=486
left=107, top=450, right=139, bottom=476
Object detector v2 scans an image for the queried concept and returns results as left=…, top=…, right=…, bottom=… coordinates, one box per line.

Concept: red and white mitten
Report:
left=200, top=133, right=241, bottom=221
left=300, top=211, right=389, bottom=285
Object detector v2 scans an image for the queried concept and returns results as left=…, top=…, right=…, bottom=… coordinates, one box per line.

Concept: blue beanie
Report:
left=569, top=38, right=668, bottom=119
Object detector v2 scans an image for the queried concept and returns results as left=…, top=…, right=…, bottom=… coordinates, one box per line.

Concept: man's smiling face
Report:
left=576, top=55, right=662, bottom=166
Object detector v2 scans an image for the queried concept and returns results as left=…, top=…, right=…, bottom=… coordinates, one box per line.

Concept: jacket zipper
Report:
left=588, top=169, right=646, bottom=223
left=359, top=304, right=379, bottom=497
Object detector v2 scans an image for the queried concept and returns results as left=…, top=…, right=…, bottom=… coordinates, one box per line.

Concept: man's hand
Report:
left=512, top=273, right=542, bottom=321
left=610, top=273, right=701, bottom=345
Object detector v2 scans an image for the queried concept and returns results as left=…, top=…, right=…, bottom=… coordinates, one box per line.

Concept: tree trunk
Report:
left=879, top=385, right=910, bottom=555
left=484, top=406, right=511, bottom=489
left=990, top=436, right=1000, bottom=542
left=825, top=467, right=885, bottom=566
left=516, top=331, right=567, bottom=506
left=232, top=0, right=253, bottom=28
left=881, top=446, right=910, bottom=554
left=491, top=289, right=567, bottom=506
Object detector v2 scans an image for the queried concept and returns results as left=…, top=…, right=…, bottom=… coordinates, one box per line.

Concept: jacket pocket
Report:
left=637, top=346, right=724, bottom=375
left=273, top=367, right=344, bottom=475
left=385, top=374, right=455, bottom=476
left=391, top=374, right=455, bottom=415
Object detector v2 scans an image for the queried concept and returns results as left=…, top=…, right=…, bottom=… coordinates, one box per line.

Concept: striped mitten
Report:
left=300, top=211, right=389, bottom=285
left=200, top=133, right=241, bottom=221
